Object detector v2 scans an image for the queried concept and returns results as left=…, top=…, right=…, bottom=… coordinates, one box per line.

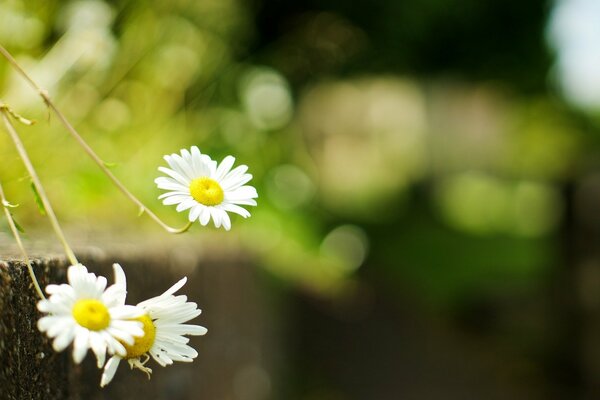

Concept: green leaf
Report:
left=103, top=161, right=119, bottom=168
left=10, top=213, right=25, bottom=233
left=0, top=103, right=35, bottom=125
left=137, top=206, right=145, bottom=217
left=1, top=200, right=19, bottom=208
left=30, top=182, right=46, bottom=216
left=11, top=111, right=35, bottom=126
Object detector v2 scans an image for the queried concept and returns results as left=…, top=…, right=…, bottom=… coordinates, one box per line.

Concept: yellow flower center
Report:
left=72, top=299, right=111, bottom=331
left=123, top=314, right=156, bottom=359
left=189, top=177, right=224, bottom=206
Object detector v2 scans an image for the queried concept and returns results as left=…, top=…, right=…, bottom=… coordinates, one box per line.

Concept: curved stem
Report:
left=0, top=181, right=47, bottom=300
left=1, top=107, right=79, bottom=266
left=45, top=101, right=191, bottom=234
left=0, top=44, right=192, bottom=234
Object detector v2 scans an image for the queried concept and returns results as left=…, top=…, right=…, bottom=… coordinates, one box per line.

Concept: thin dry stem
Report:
left=0, top=181, right=46, bottom=300
left=0, top=44, right=192, bottom=234
left=0, top=106, right=79, bottom=266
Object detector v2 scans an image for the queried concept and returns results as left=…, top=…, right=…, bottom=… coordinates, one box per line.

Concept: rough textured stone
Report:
left=0, top=258, right=73, bottom=400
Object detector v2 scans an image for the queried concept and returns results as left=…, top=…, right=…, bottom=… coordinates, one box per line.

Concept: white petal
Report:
left=72, top=328, right=90, bottom=364
left=199, top=207, right=211, bottom=226
left=161, top=277, right=187, bottom=298
left=102, top=263, right=127, bottom=307
left=230, top=198, right=258, bottom=206
left=220, top=203, right=251, bottom=218
left=100, top=356, right=122, bottom=387
left=190, top=146, right=210, bottom=176
left=172, top=154, right=196, bottom=181
left=44, top=284, right=61, bottom=294
left=110, top=305, right=144, bottom=319
left=38, top=315, right=60, bottom=332
left=188, top=205, right=203, bottom=222
left=155, top=177, right=188, bottom=191
left=226, top=186, right=258, bottom=201
left=158, top=166, right=189, bottom=186
left=210, top=208, right=222, bottom=228
left=45, top=284, right=76, bottom=300
left=221, top=210, right=231, bottom=231
left=180, top=148, right=193, bottom=165
left=103, top=333, right=126, bottom=356
left=102, top=286, right=126, bottom=308
left=207, top=159, right=217, bottom=176
left=110, top=320, right=144, bottom=339
left=105, top=327, right=135, bottom=346
left=221, top=172, right=253, bottom=191
left=176, top=199, right=197, bottom=212
left=223, top=165, right=248, bottom=184
left=164, top=155, right=193, bottom=182
left=94, top=276, right=108, bottom=297
left=137, top=278, right=187, bottom=311
left=90, top=331, right=107, bottom=368
left=67, top=264, right=88, bottom=288
left=37, top=298, right=71, bottom=314
left=53, top=327, right=76, bottom=352
left=162, top=195, right=193, bottom=206
left=112, top=263, right=126, bottom=290
left=155, top=332, right=190, bottom=344
left=214, top=156, right=235, bottom=181
left=156, top=324, right=207, bottom=336
left=150, top=349, right=173, bottom=366
left=152, top=304, right=201, bottom=323
left=37, top=300, right=51, bottom=314
left=179, top=324, right=207, bottom=336
left=47, top=317, right=73, bottom=337
left=159, top=191, right=190, bottom=199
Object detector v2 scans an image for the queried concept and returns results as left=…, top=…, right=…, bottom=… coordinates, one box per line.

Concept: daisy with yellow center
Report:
left=37, top=264, right=145, bottom=368
left=100, top=276, right=207, bottom=387
left=155, top=146, right=258, bottom=230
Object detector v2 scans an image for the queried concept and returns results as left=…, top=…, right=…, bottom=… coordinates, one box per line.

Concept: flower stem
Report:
left=0, top=181, right=46, bottom=300
left=0, top=106, right=79, bottom=266
left=0, top=44, right=192, bottom=234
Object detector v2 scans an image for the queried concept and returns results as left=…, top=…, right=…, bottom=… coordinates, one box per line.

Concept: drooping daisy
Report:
left=37, top=263, right=145, bottom=368
left=100, top=276, right=207, bottom=387
left=155, top=146, right=258, bottom=230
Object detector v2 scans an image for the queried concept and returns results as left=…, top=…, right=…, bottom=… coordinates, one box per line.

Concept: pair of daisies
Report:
left=38, top=263, right=206, bottom=386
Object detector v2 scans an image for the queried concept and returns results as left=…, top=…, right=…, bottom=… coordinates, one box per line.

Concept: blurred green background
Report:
left=2, top=0, right=600, bottom=398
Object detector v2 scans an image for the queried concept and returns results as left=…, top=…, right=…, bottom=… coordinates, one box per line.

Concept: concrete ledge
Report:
left=0, top=258, right=73, bottom=400
left=0, top=251, right=274, bottom=399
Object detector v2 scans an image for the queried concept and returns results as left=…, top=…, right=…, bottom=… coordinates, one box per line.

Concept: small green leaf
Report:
left=0, top=103, right=35, bottom=125
left=30, top=182, right=46, bottom=216
left=137, top=206, right=145, bottom=217
left=1, top=200, right=19, bottom=208
left=103, top=161, right=119, bottom=168
left=11, top=111, right=35, bottom=126
left=10, top=213, right=25, bottom=233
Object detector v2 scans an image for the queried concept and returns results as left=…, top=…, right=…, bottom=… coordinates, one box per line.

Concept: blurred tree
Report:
left=252, top=0, right=551, bottom=91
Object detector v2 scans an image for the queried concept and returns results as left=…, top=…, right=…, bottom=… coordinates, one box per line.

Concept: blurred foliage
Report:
left=0, top=0, right=597, bottom=310
left=253, top=0, right=551, bottom=90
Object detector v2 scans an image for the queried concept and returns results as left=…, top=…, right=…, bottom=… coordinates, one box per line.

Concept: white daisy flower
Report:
left=100, top=276, right=207, bottom=387
left=155, top=146, right=258, bottom=230
left=37, top=263, right=145, bottom=368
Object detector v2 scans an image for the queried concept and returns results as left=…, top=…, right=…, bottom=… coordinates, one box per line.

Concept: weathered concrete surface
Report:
left=0, top=246, right=274, bottom=400
left=0, top=258, right=73, bottom=400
